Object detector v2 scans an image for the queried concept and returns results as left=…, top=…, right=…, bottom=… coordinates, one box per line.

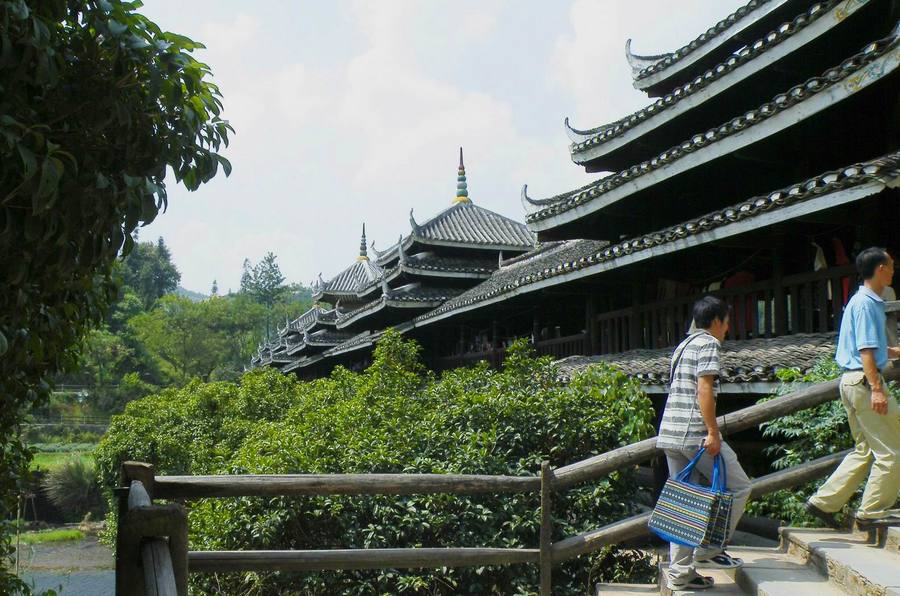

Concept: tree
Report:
left=240, top=252, right=289, bottom=338
left=0, top=1, right=230, bottom=588
left=120, top=237, right=181, bottom=309
left=210, top=278, right=218, bottom=297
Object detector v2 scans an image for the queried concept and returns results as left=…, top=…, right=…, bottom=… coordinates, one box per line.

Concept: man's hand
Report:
left=704, top=432, right=721, bottom=456
left=871, top=386, right=889, bottom=415
left=889, top=346, right=900, bottom=360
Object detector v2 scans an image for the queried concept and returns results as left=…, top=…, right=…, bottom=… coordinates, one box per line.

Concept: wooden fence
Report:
left=115, top=365, right=900, bottom=595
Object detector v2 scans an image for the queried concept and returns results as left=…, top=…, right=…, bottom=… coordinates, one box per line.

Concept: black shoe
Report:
left=805, top=501, right=841, bottom=530
left=855, top=513, right=900, bottom=530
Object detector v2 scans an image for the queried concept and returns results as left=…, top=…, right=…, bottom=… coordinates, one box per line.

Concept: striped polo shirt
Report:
left=657, top=331, right=721, bottom=451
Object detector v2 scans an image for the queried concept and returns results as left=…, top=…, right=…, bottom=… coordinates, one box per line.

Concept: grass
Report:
left=16, top=529, right=84, bottom=545
left=30, top=451, right=92, bottom=471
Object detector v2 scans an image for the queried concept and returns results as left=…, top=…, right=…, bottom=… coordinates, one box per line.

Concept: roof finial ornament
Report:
left=453, top=147, right=471, bottom=204
left=317, top=272, right=326, bottom=288
left=624, top=38, right=672, bottom=77
left=370, top=240, right=385, bottom=259
left=498, top=250, right=504, bottom=268
left=357, top=223, right=369, bottom=261
left=397, top=234, right=406, bottom=265
left=409, top=208, right=420, bottom=233
left=381, top=274, right=391, bottom=298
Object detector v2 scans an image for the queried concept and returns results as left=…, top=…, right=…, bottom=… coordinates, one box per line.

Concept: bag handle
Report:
left=676, top=448, right=728, bottom=492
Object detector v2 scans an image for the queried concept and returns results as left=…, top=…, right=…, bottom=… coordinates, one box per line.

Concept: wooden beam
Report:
left=552, top=367, right=900, bottom=490
left=539, top=462, right=553, bottom=596
left=188, top=547, right=540, bottom=573
left=154, top=473, right=540, bottom=500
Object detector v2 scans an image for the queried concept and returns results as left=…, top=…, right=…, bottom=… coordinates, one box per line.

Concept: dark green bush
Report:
left=97, top=330, right=656, bottom=594
left=41, top=456, right=104, bottom=522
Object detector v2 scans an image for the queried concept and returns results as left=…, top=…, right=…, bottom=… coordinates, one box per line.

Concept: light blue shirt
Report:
left=835, top=286, right=888, bottom=371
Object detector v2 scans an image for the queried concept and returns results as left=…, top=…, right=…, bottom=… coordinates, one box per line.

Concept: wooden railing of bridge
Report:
left=115, top=365, right=900, bottom=595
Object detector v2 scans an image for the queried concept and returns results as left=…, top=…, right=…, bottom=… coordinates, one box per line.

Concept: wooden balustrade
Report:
left=116, top=364, right=900, bottom=595
left=597, top=265, right=857, bottom=354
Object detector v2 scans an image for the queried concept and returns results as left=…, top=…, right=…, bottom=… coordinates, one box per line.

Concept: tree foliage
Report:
left=0, top=0, right=230, bottom=588
left=119, top=236, right=181, bottom=309
left=96, top=332, right=657, bottom=594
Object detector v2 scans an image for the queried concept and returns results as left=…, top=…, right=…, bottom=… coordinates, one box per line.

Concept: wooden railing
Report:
left=114, top=364, right=900, bottom=595
left=597, top=265, right=857, bottom=354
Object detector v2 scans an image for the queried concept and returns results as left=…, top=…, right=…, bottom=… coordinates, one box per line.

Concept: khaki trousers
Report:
left=664, top=442, right=752, bottom=581
left=809, top=371, right=900, bottom=519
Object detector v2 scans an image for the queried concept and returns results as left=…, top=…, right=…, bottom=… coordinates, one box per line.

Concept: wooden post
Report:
left=539, top=461, right=552, bottom=596
left=584, top=296, right=597, bottom=355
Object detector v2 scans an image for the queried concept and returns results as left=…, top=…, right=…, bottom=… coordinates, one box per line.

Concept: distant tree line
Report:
left=55, top=240, right=312, bottom=413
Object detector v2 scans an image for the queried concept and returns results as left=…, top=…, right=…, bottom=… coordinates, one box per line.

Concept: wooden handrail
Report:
left=552, top=365, right=900, bottom=490
left=551, top=449, right=850, bottom=562
left=154, top=473, right=539, bottom=500
left=188, top=547, right=539, bottom=573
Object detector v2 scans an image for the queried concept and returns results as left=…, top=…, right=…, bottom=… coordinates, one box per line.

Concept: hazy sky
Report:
left=139, top=0, right=747, bottom=294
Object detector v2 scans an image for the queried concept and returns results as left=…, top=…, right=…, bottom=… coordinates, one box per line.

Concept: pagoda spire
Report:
left=357, top=223, right=369, bottom=261
left=453, top=147, right=471, bottom=204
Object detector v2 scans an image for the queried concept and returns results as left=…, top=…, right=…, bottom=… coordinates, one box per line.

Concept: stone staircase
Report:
left=596, top=527, right=900, bottom=596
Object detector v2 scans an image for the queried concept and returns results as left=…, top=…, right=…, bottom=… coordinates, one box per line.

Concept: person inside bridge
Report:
left=657, top=295, right=752, bottom=591
left=806, top=247, right=900, bottom=530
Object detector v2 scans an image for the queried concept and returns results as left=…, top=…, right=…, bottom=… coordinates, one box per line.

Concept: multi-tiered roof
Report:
left=257, top=149, right=536, bottom=374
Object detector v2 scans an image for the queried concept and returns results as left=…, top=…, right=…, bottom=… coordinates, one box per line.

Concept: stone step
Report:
left=594, top=584, right=658, bottom=595
left=657, top=563, right=743, bottom=595
left=886, top=527, right=900, bottom=555
left=728, top=547, right=846, bottom=596
left=782, top=527, right=900, bottom=596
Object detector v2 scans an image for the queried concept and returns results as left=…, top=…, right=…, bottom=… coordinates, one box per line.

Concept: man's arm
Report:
left=860, top=348, right=888, bottom=415
left=698, top=375, right=721, bottom=455
left=889, top=346, right=900, bottom=359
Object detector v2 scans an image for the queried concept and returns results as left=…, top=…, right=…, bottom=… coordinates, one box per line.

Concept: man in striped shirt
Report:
left=658, top=296, right=752, bottom=591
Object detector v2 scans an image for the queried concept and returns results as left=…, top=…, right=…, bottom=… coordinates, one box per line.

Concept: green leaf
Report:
left=35, top=156, right=64, bottom=212
left=215, top=154, right=232, bottom=177
left=108, top=20, right=128, bottom=36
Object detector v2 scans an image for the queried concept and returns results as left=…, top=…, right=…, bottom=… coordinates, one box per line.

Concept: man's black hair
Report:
left=693, top=296, right=730, bottom=329
left=856, top=247, right=890, bottom=280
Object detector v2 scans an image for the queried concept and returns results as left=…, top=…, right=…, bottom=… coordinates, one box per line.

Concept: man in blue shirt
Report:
left=806, top=247, right=900, bottom=529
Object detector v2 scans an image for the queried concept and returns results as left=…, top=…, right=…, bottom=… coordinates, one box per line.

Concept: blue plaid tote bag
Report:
left=648, top=448, right=733, bottom=549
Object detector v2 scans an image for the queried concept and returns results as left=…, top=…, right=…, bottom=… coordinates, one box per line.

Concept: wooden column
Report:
left=584, top=295, right=597, bottom=355
left=539, top=461, right=553, bottom=596
left=773, top=250, right=787, bottom=336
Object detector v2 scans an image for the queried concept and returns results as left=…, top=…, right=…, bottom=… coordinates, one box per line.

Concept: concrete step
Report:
left=594, top=584, right=658, bottom=595
left=657, top=563, right=743, bottom=595
left=886, top=527, right=900, bottom=555
left=729, top=547, right=846, bottom=596
left=782, top=527, right=900, bottom=596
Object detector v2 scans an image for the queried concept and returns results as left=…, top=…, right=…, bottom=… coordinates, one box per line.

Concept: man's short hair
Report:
left=693, top=296, right=730, bottom=329
left=856, top=247, right=890, bottom=280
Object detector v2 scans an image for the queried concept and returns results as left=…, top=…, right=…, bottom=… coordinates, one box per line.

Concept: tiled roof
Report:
left=403, top=254, right=497, bottom=275
left=376, top=203, right=535, bottom=266
left=628, top=0, right=775, bottom=82
left=527, top=31, right=900, bottom=225
left=314, top=258, right=383, bottom=299
left=283, top=307, right=337, bottom=336
left=413, top=202, right=535, bottom=247
left=568, top=0, right=849, bottom=160
left=417, top=240, right=609, bottom=322
left=425, top=152, right=900, bottom=323
left=337, top=284, right=467, bottom=328
left=305, top=330, right=354, bottom=346
left=556, top=332, right=836, bottom=385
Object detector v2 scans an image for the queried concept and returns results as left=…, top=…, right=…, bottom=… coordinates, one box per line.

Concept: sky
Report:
left=139, top=0, right=747, bottom=294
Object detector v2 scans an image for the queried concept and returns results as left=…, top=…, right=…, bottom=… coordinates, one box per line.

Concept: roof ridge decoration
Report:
left=453, top=147, right=471, bottom=204
left=624, top=38, right=673, bottom=76
left=567, top=0, right=842, bottom=153
left=397, top=235, right=406, bottom=264
left=421, top=151, right=900, bottom=323
left=357, top=223, right=369, bottom=261
left=527, top=29, right=900, bottom=224
left=409, top=208, right=420, bottom=233
left=629, top=0, right=773, bottom=82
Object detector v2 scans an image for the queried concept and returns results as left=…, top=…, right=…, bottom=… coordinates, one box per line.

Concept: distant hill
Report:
left=175, top=286, right=208, bottom=302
